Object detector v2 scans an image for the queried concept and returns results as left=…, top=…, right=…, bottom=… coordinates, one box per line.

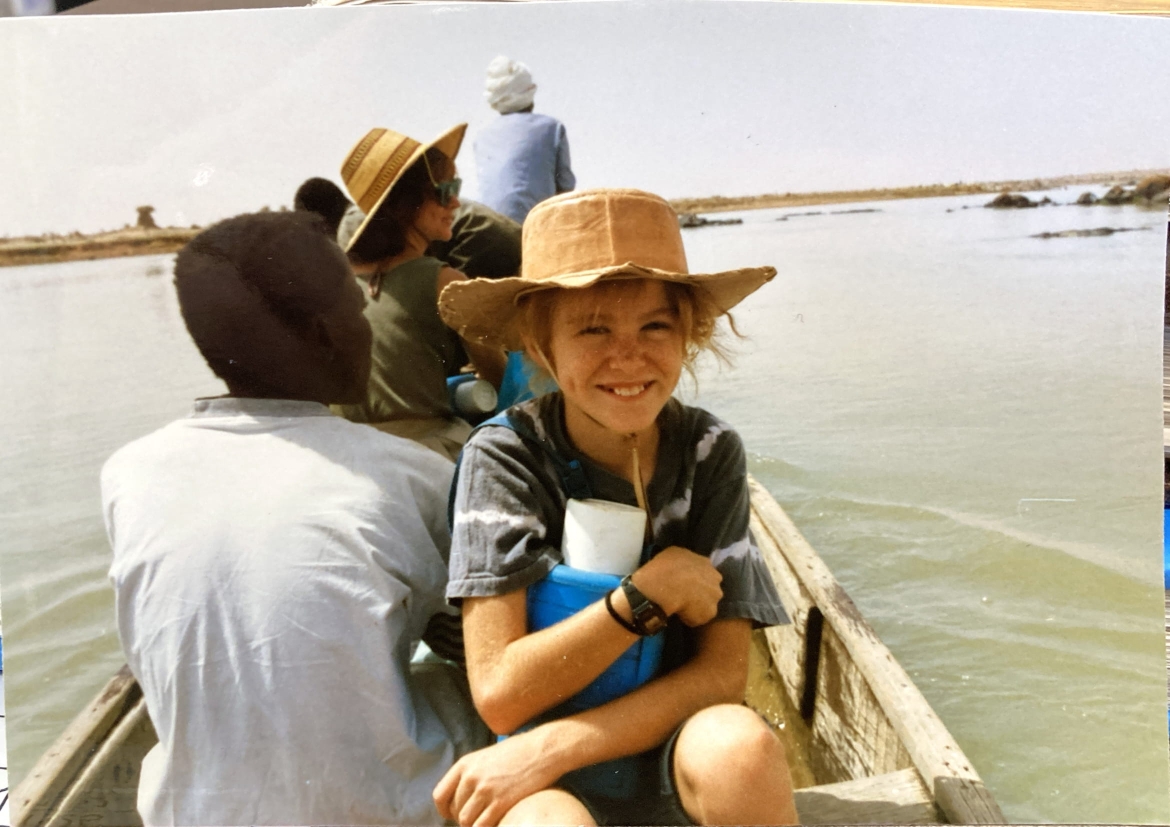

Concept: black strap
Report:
left=604, top=589, right=640, bottom=635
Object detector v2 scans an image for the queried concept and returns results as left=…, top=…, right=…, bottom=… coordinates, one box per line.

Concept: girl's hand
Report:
left=433, top=730, right=564, bottom=827
left=632, top=545, right=722, bottom=627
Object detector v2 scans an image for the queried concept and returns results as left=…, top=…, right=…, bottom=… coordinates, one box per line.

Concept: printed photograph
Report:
left=1, top=2, right=1168, bottom=824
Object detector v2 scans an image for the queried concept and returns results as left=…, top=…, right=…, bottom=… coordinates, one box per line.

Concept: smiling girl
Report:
left=435, top=189, right=797, bottom=826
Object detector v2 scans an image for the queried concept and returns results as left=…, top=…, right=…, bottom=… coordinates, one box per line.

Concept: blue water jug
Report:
left=512, top=565, right=665, bottom=799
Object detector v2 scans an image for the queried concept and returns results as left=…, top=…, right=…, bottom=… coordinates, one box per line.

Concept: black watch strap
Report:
left=619, top=575, right=669, bottom=636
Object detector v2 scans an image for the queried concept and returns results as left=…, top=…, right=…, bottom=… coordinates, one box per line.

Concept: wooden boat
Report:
left=11, top=479, right=1005, bottom=826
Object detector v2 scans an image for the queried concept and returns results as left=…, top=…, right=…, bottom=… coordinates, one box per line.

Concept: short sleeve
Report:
left=689, top=421, right=790, bottom=628
left=446, top=425, right=564, bottom=601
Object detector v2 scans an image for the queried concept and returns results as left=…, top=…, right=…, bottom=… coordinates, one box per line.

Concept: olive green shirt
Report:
left=335, top=256, right=465, bottom=424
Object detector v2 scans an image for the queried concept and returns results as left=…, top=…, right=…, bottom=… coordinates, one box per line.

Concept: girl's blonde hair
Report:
left=514, top=278, right=740, bottom=383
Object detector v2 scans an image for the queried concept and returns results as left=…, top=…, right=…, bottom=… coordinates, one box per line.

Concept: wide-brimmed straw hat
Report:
left=339, top=123, right=466, bottom=252
left=438, top=188, right=775, bottom=349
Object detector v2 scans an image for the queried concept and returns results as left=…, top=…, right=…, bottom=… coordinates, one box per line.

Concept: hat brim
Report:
left=344, top=123, right=467, bottom=254
left=439, top=263, right=776, bottom=351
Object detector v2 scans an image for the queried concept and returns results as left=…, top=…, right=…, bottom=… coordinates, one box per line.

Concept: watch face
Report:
left=622, top=576, right=668, bottom=636
left=641, top=613, right=668, bottom=635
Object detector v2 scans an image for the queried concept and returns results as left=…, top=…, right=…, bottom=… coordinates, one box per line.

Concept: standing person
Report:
left=336, top=124, right=507, bottom=460
left=104, top=211, right=486, bottom=826
left=473, top=56, right=576, bottom=224
left=434, top=189, right=797, bottom=826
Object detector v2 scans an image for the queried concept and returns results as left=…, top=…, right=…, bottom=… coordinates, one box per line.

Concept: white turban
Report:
left=484, top=56, right=537, bottom=114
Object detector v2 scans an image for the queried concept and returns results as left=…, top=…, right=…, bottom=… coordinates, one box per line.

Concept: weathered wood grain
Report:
left=41, top=697, right=154, bottom=827
left=748, top=476, right=1005, bottom=824
left=795, top=767, right=939, bottom=825
left=13, top=666, right=142, bottom=827
left=808, top=624, right=915, bottom=783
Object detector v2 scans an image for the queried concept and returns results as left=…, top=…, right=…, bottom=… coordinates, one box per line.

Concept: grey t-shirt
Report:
left=448, top=393, right=788, bottom=667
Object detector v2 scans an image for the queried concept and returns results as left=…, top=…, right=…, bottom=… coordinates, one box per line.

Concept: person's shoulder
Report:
left=465, top=397, right=548, bottom=452
left=103, top=411, right=211, bottom=471
left=455, top=200, right=521, bottom=233
left=667, top=401, right=744, bottom=464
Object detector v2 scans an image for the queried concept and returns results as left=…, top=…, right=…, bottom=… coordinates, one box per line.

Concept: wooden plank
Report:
left=795, top=767, right=939, bottom=825
left=748, top=477, right=1005, bottom=825
left=12, top=666, right=141, bottom=827
left=808, top=625, right=915, bottom=783
left=42, top=696, right=154, bottom=827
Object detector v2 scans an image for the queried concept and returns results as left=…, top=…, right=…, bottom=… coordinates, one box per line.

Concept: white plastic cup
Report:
left=453, top=378, right=498, bottom=416
left=562, top=498, right=647, bottom=576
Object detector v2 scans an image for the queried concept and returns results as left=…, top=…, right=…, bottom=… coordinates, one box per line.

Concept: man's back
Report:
left=104, top=398, right=461, bottom=826
left=474, top=111, right=575, bottom=224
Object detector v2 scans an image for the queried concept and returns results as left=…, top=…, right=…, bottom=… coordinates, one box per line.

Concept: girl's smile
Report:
left=537, top=280, right=685, bottom=469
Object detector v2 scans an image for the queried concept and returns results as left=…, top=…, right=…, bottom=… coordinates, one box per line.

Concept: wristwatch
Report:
left=619, top=575, right=669, bottom=636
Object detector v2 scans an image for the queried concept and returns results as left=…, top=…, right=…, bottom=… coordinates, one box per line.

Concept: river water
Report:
left=1, top=189, right=1167, bottom=822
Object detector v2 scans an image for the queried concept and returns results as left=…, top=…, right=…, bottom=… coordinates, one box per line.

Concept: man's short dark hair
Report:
left=294, top=177, right=353, bottom=239
left=174, top=211, right=364, bottom=402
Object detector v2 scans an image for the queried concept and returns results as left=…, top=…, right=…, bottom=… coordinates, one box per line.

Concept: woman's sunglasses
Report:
left=423, top=153, right=462, bottom=207
left=433, top=177, right=462, bottom=208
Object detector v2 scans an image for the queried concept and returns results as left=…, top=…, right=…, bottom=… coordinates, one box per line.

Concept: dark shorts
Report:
left=558, top=725, right=694, bottom=827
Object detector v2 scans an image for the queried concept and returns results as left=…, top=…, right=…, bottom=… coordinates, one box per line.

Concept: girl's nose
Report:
left=605, top=334, right=647, bottom=368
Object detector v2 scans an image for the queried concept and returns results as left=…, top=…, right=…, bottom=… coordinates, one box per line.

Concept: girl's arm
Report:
left=463, top=544, right=724, bottom=735
left=435, top=616, right=751, bottom=826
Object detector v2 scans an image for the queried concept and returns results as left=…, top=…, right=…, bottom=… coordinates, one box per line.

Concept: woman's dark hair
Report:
left=293, top=177, right=352, bottom=238
left=347, top=148, right=454, bottom=266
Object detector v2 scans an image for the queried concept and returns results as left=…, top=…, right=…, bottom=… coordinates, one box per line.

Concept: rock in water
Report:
left=985, top=192, right=1037, bottom=209
left=1098, top=185, right=1135, bottom=205
left=1133, top=175, right=1170, bottom=204
left=1031, top=226, right=1148, bottom=239
left=677, top=212, right=744, bottom=229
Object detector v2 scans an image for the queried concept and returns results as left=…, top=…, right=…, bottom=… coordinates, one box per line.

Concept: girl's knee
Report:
left=673, top=705, right=797, bottom=825
left=500, top=788, right=595, bottom=827
left=675, top=704, right=787, bottom=785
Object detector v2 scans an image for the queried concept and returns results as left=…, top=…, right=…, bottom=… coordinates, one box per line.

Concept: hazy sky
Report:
left=1, top=0, right=1168, bottom=236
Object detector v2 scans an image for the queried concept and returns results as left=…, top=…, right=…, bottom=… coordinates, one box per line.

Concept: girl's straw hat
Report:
left=339, top=123, right=466, bottom=252
left=439, top=188, right=775, bottom=349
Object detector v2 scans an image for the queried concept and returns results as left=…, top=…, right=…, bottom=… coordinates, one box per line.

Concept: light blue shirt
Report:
left=473, top=111, right=576, bottom=224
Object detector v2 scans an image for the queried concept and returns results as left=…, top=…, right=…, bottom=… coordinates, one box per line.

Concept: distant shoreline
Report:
left=667, top=168, right=1170, bottom=215
left=3, top=168, right=1167, bottom=268
left=0, top=226, right=199, bottom=269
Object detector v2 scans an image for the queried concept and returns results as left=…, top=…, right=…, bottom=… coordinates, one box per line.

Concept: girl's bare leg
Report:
left=673, top=704, right=798, bottom=825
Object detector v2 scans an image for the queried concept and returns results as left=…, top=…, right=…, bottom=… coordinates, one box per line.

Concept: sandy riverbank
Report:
left=0, top=226, right=199, bottom=268
left=667, top=168, right=1170, bottom=215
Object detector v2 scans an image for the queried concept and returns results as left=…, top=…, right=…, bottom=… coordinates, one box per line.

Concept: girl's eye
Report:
left=578, top=326, right=608, bottom=336
left=644, top=320, right=674, bottom=332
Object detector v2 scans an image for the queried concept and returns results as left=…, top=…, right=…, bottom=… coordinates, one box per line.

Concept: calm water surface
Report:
left=1, top=189, right=1166, bottom=822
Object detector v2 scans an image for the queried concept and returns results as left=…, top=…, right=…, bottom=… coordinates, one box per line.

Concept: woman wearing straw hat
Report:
left=334, top=125, right=506, bottom=460
left=434, top=189, right=797, bottom=826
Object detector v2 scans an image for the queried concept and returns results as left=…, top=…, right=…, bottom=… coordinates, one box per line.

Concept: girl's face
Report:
left=541, top=279, right=685, bottom=438
left=412, top=165, right=460, bottom=244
